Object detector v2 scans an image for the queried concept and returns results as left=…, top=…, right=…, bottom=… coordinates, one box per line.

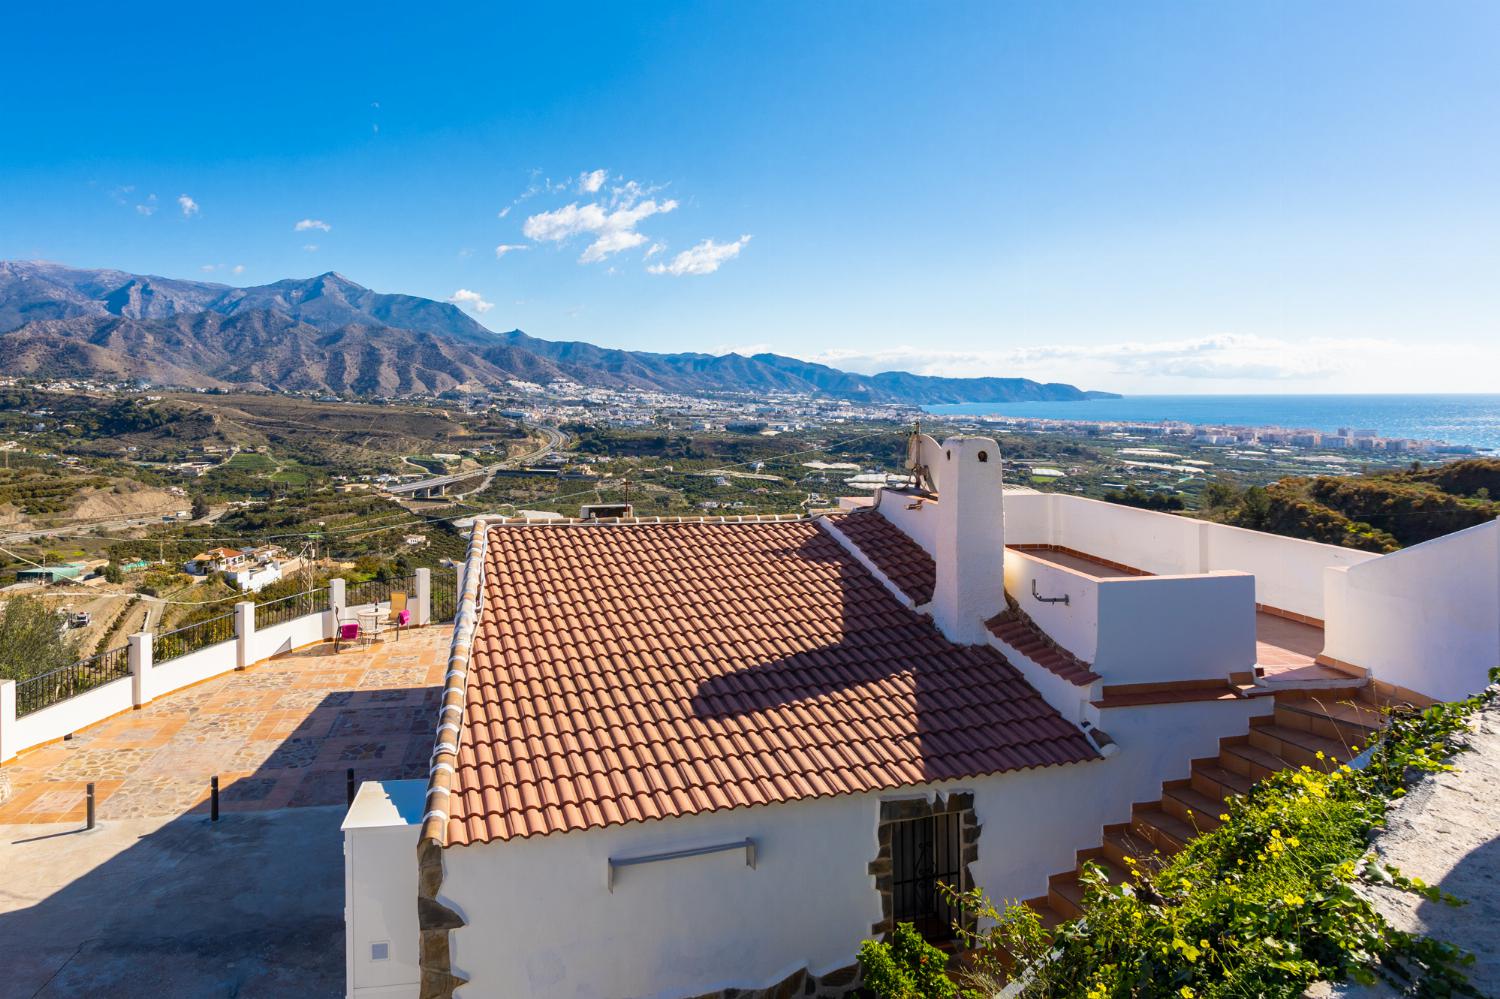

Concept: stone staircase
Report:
left=1025, top=687, right=1387, bottom=924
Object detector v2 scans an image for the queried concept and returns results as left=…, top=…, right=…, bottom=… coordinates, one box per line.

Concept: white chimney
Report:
left=931, top=435, right=1006, bottom=644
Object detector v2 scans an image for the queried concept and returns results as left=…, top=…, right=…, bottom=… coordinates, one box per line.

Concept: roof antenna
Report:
left=905, top=420, right=935, bottom=494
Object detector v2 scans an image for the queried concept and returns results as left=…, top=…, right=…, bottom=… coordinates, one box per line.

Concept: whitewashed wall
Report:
left=150, top=643, right=236, bottom=702
left=1003, top=549, right=1101, bottom=663
left=251, top=611, right=331, bottom=663
left=1003, top=550, right=1256, bottom=684
left=1093, top=572, right=1257, bottom=683
left=871, top=493, right=941, bottom=556
left=999, top=493, right=1376, bottom=620
left=9, top=675, right=134, bottom=754
left=1322, top=520, right=1500, bottom=701
left=436, top=697, right=1270, bottom=999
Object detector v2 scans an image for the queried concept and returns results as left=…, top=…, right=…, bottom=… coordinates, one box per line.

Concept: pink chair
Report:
left=336, top=621, right=360, bottom=652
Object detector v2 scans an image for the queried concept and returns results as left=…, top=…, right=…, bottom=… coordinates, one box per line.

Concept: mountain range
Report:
left=0, top=261, right=1118, bottom=404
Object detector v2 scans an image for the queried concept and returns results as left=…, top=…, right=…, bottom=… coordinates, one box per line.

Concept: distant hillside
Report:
left=1199, top=459, right=1500, bottom=552
left=0, top=261, right=1119, bottom=404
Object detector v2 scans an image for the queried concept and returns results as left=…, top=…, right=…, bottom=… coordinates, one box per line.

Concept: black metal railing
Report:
left=15, top=644, right=131, bottom=717
left=431, top=570, right=456, bottom=623
left=257, top=588, right=328, bottom=629
left=345, top=574, right=415, bottom=610
left=154, top=612, right=236, bottom=664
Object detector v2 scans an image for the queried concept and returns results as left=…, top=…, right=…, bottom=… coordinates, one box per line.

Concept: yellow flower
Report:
left=1315, top=750, right=1326, bottom=760
left=1180, top=989, right=1196, bottom=998
left=1283, top=893, right=1305, bottom=907
left=1219, top=813, right=1230, bottom=822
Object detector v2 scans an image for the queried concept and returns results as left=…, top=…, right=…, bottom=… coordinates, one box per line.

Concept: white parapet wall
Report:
left=5, top=675, right=135, bottom=759
left=1322, top=520, right=1500, bottom=701
left=0, top=581, right=374, bottom=761
left=1004, top=548, right=1257, bottom=684
left=1002, top=493, right=1377, bottom=620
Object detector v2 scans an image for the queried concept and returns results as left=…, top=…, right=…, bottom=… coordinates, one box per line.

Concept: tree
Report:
left=191, top=495, right=210, bottom=520
left=0, top=596, right=81, bottom=682
left=103, top=562, right=124, bottom=584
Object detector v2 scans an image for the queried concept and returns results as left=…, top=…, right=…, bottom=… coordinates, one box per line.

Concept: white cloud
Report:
left=303, top=244, right=319, bottom=252
left=498, top=206, right=512, bottom=218
left=232, top=264, right=245, bottom=275
left=578, top=168, right=608, bottom=193
left=178, top=194, right=199, bottom=217
left=494, top=243, right=528, bottom=258
left=200, top=264, right=218, bottom=272
left=135, top=193, right=158, bottom=216
left=647, top=235, right=751, bottom=276
left=794, top=333, right=1500, bottom=394
left=523, top=196, right=678, bottom=263
left=644, top=243, right=664, bottom=258
left=579, top=230, right=646, bottom=263
left=448, top=288, right=494, bottom=313
left=294, top=218, right=332, bottom=232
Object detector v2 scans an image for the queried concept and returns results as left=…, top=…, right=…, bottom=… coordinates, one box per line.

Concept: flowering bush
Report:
left=863, top=669, right=1496, bottom=999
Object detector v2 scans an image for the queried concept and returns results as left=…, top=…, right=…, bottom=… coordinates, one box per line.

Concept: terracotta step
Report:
left=1218, top=738, right=1291, bottom=780
left=1274, top=698, right=1383, bottom=745
left=1191, top=762, right=1256, bottom=802
left=1021, top=895, right=1065, bottom=931
left=1100, top=825, right=1163, bottom=871
left=1247, top=723, right=1352, bottom=769
left=1161, top=783, right=1226, bottom=831
left=1048, top=859, right=1127, bottom=918
left=1130, top=805, right=1196, bottom=853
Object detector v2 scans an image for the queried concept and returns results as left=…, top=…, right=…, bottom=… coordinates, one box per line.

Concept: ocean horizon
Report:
left=923, top=393, right=1500, bottom=451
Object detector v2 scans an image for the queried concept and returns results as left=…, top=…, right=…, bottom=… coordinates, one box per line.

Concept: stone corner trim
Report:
left=867, top=790, right=980, bottom=940
left=416, top=519, right=491, bottom=998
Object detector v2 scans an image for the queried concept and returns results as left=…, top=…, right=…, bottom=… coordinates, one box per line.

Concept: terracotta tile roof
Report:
left=825, top=509, right=936, bottom=605
left=442, top=518, right=1096, bottom=846
left=986, top=611, right=1102, bottom=686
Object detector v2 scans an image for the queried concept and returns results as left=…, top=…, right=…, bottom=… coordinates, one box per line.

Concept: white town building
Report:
left=343, top=434, right=1500, bottom=999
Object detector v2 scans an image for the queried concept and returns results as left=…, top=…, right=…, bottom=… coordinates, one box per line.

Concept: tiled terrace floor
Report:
left=0, top=627, right=447, bottom=824
left=1015, top=545, right=1352, bottom=683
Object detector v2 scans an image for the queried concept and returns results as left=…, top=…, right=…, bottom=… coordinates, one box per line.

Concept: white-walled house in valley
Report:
left=342, top=434, right=1500, bottom=999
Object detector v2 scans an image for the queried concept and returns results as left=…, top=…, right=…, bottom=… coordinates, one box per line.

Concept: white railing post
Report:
left=328, top=578, right=347, bottom=640
left=128, top=631, right=154, bottom=707
left=0, top=679, right=16, bottom=764
left=415, top=568, right=432, bottom=627
left=235, top=600, right=256, bottom=670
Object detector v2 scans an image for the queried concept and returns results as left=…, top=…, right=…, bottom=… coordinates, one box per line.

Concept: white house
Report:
left=343, top=434, right=1500, bottom=999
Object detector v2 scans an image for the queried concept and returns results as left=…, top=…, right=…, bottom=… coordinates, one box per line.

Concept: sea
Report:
left=922, top=394, right=1500, bottom=451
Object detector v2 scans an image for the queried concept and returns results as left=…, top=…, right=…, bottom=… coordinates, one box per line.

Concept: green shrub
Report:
left=858, top=923, right=961, bottom=999
left=875, top=672, right=1497, bottom=999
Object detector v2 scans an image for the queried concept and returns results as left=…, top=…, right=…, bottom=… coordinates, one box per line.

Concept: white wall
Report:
left=436, top=699, right=1269, bottom=999
left=252, top=611, right=330, bottom=662
left=1198, top=519, right=1373, bottom=620
left=150, top=642, right=237, bottom=701
left=1094, top=571, right=1257, bottom=683
left=872, top=491, right=941, bottom=557
left=1321, top=520, right=1500, bottom=701
left=10, top=675, right=134, bottom=753
left=997, top=493, right=1376, bottom=620
left=1003, top=550, right=1256, bottom=684
left=1003, top=549, right=1101, bottom=663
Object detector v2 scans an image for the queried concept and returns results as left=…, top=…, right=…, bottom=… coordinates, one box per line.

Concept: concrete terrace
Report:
left=0, top=626, right=447, bottom=823
left=0, top=627, right=450, bottom=997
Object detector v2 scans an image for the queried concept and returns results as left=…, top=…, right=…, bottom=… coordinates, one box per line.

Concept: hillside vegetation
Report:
left=1198, top=459, right=1500, bottom=552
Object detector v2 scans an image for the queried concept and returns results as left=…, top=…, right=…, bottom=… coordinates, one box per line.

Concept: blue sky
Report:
left=3, top=1, right=1498, bottom=394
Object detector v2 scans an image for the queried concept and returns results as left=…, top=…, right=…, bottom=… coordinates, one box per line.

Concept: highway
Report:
left=387, top=423, right=568, bottom=498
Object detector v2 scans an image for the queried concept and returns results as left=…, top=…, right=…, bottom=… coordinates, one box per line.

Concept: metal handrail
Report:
left=607, top=838, right=756, bottom=892
left=15, top=644, right=131, bottom=716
